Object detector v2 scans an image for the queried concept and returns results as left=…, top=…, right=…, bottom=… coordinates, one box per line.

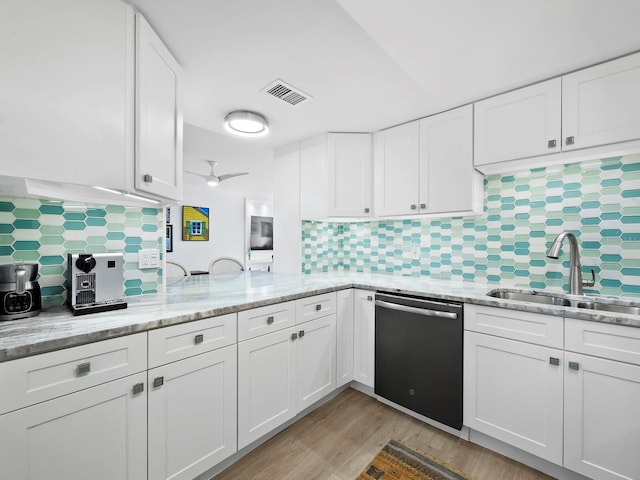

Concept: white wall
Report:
left=166, top=124, right=274, bottom=272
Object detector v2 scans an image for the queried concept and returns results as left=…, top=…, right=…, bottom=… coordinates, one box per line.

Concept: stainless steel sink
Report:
left=575, top=301, right=640, bottom=316
left=487, top=288, right=571, bottom=306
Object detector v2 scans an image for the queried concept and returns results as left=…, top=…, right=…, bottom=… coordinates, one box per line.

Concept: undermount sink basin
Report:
left=575, top=301, right=640, bottom=316
left=487, top=288, right=571, bottom=306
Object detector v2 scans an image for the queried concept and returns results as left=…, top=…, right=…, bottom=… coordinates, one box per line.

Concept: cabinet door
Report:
left=564, top=353, right=640, bottom=480
left=238, top=327, right=296, bottom=449
left=420, top=105, right=480, bottom=214
left=0, top=372, right=147, bottom=480
left=0, top=0, right=130, bottom=189
left=463, top=331, right=563, bottom=465
left=135, top=13, right=183, bottom=201
left=327, top=133, right=373, bottom=217
left=474, top=78, right=561, bottom=165
left=373, top=121, right=420, bottom=216
left=296, top=315, right=337, bottom=411
left=148, top=345, right=237, bottom=480
left=562, top=52, right=640, bottom=151
left=336, top=289, right=354, bottom=387
left=353, top=290, right=375, bottom=388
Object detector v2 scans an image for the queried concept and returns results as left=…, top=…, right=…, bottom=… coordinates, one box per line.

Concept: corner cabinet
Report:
left=374, top=106, right=482, bottom=217
left=353, top=289, right=375, bottom=388
left=299, top=133, right=373, bottom=220
left=134, top=13, right=183, bottom=201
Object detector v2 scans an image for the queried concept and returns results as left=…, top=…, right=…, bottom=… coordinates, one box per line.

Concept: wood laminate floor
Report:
left=212, top=388, right=554, bottom=480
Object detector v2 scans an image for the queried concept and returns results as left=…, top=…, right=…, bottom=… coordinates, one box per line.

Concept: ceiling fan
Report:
left=186, top=160, right=248, bottom=187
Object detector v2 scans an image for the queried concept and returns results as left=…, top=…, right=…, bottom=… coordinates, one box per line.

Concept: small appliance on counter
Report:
left=0, top=263, right=42, bottom=321
left=67, top=253, right=127, bottom=315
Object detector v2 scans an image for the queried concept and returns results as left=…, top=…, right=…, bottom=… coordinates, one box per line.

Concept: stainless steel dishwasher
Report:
left=375, top=292, right=463, bottom=430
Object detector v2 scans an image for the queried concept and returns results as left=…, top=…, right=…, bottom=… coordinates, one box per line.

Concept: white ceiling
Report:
left=132, top=0, right=640, bottom=150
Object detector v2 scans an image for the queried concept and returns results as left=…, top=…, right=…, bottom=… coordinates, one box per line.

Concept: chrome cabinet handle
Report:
left=132, top=383, right=144, bottom=395
left=153, top=377, right=164, bottom=388
left=420, top=203, right=426, bottom=209
left=568, top=362, right=579, bottom=371
left=291, top=332, right=298, bottom=341
left=144, top=173, right=153, bottom=183
left=299, top=330, right=305, bottom=338
left=367, top=295, right=373, bottom=301
left=364, top=208, right=370, bottom=213
left=77, top=362, right=91, bottom=376
left=267, top=316, right=274, bottom=324
left=565, top=136, right=575, bottom=145
left=548, top=139, right=557, bottom=148
left=194, top=334, right=204, bottom=344
left=315, top=304, right=322, bottom=311
left=410, top=204, right=417, bottom=210
left=549, top=357, right=560, bottom=366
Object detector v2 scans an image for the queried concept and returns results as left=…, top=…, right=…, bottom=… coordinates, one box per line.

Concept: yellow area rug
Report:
left=357, top=439, right=476, bottom=480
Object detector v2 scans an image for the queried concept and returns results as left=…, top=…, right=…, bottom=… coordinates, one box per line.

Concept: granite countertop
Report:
left=1, top=271, right=639, bottom=363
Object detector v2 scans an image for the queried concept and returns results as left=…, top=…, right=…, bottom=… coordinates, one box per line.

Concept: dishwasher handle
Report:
left=375, top=300, right=458, bottom=320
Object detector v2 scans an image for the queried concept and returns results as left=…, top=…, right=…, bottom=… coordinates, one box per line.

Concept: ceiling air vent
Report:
left=262, top=79, right=312, bottom=106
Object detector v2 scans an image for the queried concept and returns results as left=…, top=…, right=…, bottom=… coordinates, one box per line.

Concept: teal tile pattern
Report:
left=302, top=155, right=640, bottom=298
left=0, top=197, right=163, bottom=306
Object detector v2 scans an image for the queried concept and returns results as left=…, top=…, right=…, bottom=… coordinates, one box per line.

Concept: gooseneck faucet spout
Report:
left=546, top=231, right=595, bottom=295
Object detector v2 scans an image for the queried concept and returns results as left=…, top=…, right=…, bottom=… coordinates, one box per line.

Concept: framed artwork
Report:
left=166, top=225, right=173, bottom=252
left=182, top=206, right=210, bottom=241
left=250, top=216, right=273, bottom=250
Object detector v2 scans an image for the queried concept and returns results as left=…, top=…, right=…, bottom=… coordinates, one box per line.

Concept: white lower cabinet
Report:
left=0, top=372, right=147, bottom=480
left=238, top=294, right=337, bottom=449
left=563, top=319, right=640, bottom=480
left=148, top=345, right=237, bottom=480
left=353, top=289, right=375, bottom=388
left=336, top=289, right=355, bottom=387
left=464, top=331, right=564, bottom=464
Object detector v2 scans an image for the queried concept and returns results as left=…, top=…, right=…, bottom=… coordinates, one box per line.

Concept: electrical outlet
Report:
left=411, top=246, right=420, bottom=260
left=138, top=248, right=160, bottom=269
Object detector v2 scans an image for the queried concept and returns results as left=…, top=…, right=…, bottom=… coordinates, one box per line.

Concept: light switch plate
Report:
left=138, top=248, right=160, bottom=269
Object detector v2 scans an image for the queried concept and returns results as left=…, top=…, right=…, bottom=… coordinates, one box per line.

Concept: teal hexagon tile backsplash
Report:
left=303, top=154, right=640, bottom=298
left=0, top=198, right=162, bottom=306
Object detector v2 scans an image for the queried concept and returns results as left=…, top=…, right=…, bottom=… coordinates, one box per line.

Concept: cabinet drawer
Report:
left=148, top=314, right=236, bottom=368
left=464, top=304, right=563, bottom=348
left=295, top=292, right=337, bottom=324
left=238, top=301, right=296, bottom=341
left=565, top=318, right=640, bottom=365
left=0, top=333, right=147, bottom=415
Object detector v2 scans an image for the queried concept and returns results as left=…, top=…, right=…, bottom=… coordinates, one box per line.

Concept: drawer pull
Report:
left=315, top=304, right=322, bottom=311
left=291, top=332, right=298, bottom=341
left=548, top=139, right=557, bottom=148
left=267, top=316, right=274, bottom=325
left=364, top=207, right=370, bottom=213
left=549, top=357, right=560, bottom=366
left=132, top=383, right=144, bottom=395
left=367, top=295, right=373, bottom=301
left=565, top=136, right=575, bottom=146
left=299, top=330, right=305, bottom=338
left=153, top=376, right=164, bottom=388
left=410, top=204, right=417, bottom=210
left=194, top=334, right=204, bottom=344
left=569, top=361, right=579, bottom=371
left=420, top=203, right=426, bottom=209
left=77, top=362, right=91, bottom=376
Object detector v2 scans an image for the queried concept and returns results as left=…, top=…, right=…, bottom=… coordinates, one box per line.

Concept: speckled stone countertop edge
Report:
left=1, top=271, right=639, bottom=363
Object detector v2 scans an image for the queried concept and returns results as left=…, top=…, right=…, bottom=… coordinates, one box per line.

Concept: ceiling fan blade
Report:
left=184, top=171, right=208, bottom=179
left=218, top=172, right=249, bottom=182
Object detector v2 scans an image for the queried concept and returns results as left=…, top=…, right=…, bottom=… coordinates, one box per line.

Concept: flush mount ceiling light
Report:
left=224, top=110, right=269, bottom=137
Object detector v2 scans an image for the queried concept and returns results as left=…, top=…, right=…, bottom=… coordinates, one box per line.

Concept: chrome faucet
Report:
left=546, top=231, right=595, bottom=295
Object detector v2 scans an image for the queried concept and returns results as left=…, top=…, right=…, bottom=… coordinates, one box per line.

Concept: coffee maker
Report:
left=0, top=263, right=42, bottom=321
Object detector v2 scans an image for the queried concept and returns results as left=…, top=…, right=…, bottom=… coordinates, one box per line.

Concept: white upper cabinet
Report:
left=299, top=133, right=373, bottom=220
left=562, top=52, right=640, bottom=151
left=474, top=79, right=562, bottom=166
left=374, top=107, right=481, bottom=217
left=0, top=1, right=182, bottom=205
left=0, top=0, right=130, bottom=189
left=420, top=105, right=482, bottom=215
left=327, top=133, right=373, bottom=217
left=135, top=13, right=183, bottom=201
left=475, top=51, right=640, bottom=171
left=373, top=121, right=420, bottom=216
